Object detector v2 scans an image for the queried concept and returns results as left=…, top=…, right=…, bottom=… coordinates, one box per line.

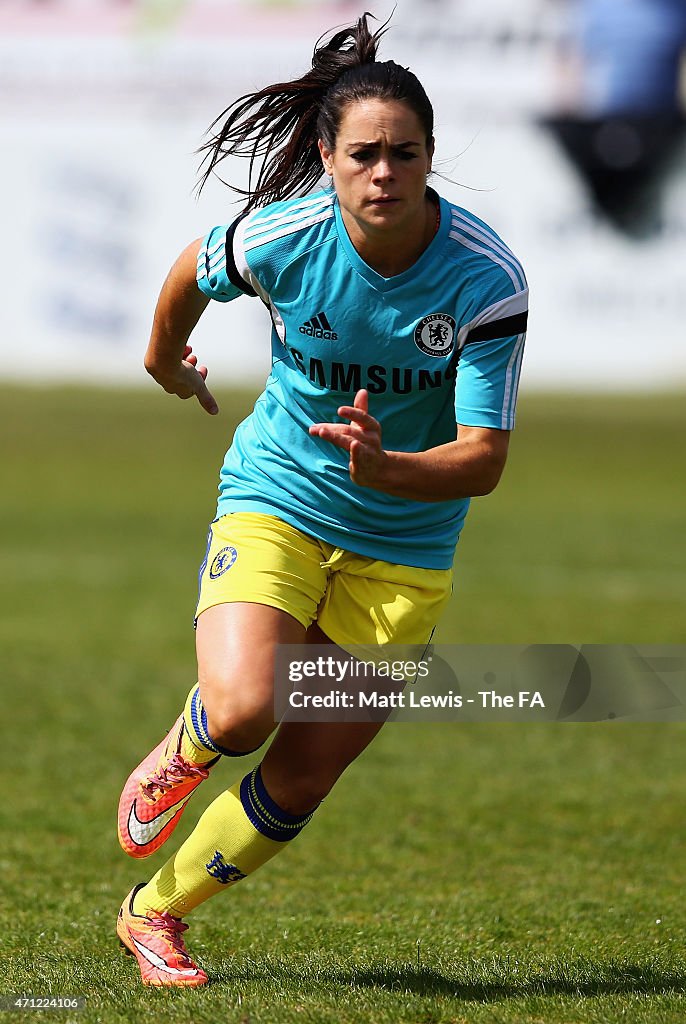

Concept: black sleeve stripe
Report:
left=224, top=216, right=257, bottom=298
left=466, top=311, right=528, bottom=344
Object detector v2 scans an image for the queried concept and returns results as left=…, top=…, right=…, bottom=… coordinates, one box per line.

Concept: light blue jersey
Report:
left=196, top=188, right=527, bottom=569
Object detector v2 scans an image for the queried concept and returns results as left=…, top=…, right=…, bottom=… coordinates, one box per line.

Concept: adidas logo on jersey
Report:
left=299, top=312, right=338, bottom=340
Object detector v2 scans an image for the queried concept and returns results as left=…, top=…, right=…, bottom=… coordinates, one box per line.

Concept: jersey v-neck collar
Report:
left=333, top=188, right=450, bottom=292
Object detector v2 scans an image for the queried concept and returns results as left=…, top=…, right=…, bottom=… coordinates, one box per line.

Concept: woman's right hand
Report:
left=149, top=344, right=219, bottom=416
left=144, top=238, right=218, bottom=415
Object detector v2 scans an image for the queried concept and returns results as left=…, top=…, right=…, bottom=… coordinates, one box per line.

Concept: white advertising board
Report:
left=1, top=0, right=684, bottom=389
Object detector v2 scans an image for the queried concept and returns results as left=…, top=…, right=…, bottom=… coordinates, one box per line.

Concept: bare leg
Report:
left=197, top=610, right=384, bottom=812
left=260, top=621, right=385, bottom=814
left=195, top=602, right=306, bottom=752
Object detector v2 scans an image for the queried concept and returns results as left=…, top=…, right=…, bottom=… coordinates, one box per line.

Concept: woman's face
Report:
left=319, top=98, right=434, bottom=240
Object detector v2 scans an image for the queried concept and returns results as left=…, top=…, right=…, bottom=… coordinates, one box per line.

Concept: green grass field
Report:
left=1, top=385, right=685, bottom=1024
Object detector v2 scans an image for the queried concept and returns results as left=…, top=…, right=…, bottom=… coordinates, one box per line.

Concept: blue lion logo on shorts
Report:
left=209, top=546, right=238, bottom=579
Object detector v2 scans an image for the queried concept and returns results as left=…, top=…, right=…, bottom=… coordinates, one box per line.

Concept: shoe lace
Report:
left=141, top=754, right=208, bottom=798
left=148, top=912, right=193, bottom=960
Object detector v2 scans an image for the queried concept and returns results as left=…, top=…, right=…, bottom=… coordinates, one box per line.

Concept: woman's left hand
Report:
left=309, top=389, right=387, bottom=488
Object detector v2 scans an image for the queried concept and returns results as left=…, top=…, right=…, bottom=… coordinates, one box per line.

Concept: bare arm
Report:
left=370, top=424, right=509, bottom=500
left=144, top=238, right=218, bottom=415
left=309, top=389, right=509, bottom=502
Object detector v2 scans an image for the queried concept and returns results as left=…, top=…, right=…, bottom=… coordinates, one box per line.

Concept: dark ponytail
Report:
left=196, top=13, right=434, bottom=211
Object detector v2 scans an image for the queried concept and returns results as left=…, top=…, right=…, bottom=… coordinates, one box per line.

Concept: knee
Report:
left=201, top=686, right=274, bottom=754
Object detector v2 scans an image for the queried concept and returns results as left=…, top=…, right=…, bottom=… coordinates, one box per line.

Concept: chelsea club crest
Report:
left=209, top=546, right=238, bottom=579
left=414, top=313, right=456, bottom=357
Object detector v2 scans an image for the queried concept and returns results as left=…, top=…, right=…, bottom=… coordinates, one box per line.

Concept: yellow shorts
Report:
left=195, top=512, right=452, bottom=648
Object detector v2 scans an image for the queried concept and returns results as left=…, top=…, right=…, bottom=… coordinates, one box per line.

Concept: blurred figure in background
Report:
left=572, top=0, right=686, bottom=116
left=549, top=0, right=686, bottom=237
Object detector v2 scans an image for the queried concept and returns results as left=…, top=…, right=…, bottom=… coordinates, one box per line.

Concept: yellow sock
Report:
left=180, top=683, right=262, bottom=765
left=178, top=684, right=218, bottom=765
left=133, top=765, right=315, bottom=918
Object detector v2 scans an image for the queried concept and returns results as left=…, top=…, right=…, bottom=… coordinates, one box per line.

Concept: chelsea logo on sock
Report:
left=206, top=850, right=246, bottom=884
left=209, top=546, right=238, bottom=580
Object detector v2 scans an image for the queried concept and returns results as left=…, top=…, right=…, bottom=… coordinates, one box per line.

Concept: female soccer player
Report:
left=116, top=14, right=527, bottom=986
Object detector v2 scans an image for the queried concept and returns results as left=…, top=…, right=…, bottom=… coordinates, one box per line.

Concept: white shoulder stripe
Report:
left=244, top=195, right=333, bottom=241
left=244, top=208, right=334, bottom=252
left=450, top=222, right=526, bottom=292
left=208, top=248, right=226, bottom=272
left=207, top=257, right=226, bottom=278
left=198, top=237, right=226, bottom=274
left=450, top=209, right=521, bottom=264
left=450, top=212, right=526, bottom=291
left=250, top=192, right=333, bottom=224
left=502, top=334, right=526, bottom=429
left=205, top=237, right=225, bottom=260
left=456, top=290, right=529, bottom=350
left=244, top=205, right=332, bottom=245
left=449, top=230, right=524, bottom=292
